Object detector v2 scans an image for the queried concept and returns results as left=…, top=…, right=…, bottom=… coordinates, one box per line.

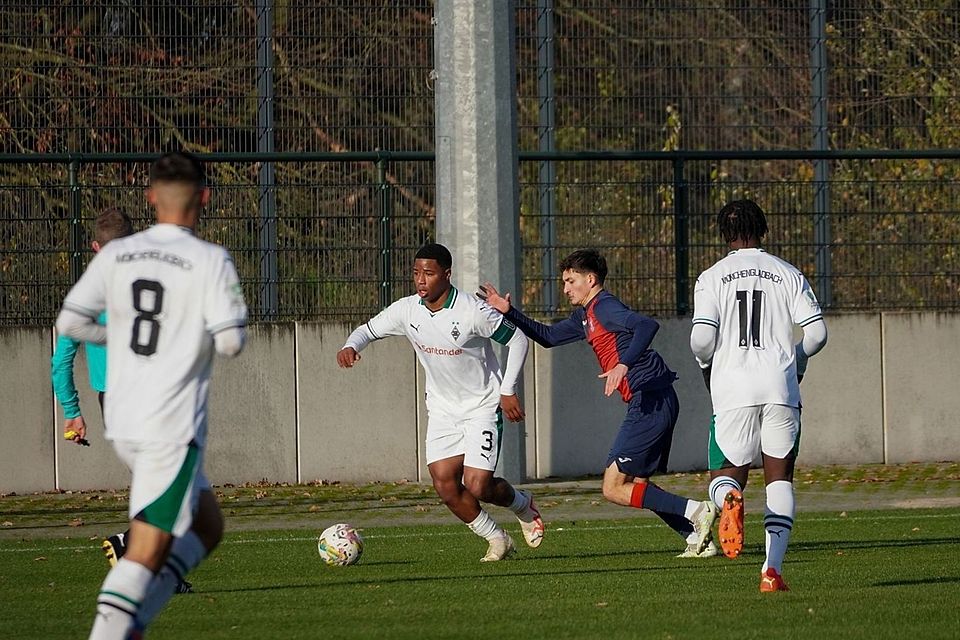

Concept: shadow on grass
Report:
left=791, top=537, right=960, bottom=552
left=198, top=559, right=723, bottom=595
left=873, top=576, right=960, bottom=587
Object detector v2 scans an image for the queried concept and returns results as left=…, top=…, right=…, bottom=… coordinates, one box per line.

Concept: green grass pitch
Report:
left=1, top=465, right=958, bottom=639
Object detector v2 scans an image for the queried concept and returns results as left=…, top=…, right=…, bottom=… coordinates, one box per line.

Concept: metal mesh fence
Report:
left=2, top=1, right=960, bottom=325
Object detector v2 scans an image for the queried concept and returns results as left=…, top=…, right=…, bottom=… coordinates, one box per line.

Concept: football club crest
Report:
left=450, top=321, right=461, bottom=340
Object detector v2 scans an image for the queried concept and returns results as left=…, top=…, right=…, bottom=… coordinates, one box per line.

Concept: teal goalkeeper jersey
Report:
left=51, top=312, right=106, bottom=418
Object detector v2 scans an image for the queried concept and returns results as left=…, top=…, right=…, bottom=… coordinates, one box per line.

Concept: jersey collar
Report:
left=728, top=247, right=766, bottom=256
left=418, top=286, right=458, bottom=310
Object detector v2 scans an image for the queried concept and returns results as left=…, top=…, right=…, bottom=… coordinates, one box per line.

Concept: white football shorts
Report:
left=711, top=404, right=800, bottom=468
left=112, top=440, right=211, bottom=537
left=425, top=412, right=503, bottom=472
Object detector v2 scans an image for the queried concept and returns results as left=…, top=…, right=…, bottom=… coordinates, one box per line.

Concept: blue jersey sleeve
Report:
left=504, top=306, right=585, bottom=348
left=592, top=297, right=659, bottom=367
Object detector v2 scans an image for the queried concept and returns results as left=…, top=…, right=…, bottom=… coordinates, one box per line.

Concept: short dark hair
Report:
left=559, top=249, right=607, bottom=285
left=717, top=199, right=768, bottom=244
left=414, top=243, right=452, bottom=269
left=149, top=151, right=206, bottom=188
left=94, top=209, right=134, bottom=246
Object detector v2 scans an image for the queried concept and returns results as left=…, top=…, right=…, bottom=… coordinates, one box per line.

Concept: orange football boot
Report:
left=760, top=567, right=790, bottom=592
left=718, top=488, right=744, bottom=558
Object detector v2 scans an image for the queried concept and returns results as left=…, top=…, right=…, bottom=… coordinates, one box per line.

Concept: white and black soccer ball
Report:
left=317, top=523, right=364, bottom=566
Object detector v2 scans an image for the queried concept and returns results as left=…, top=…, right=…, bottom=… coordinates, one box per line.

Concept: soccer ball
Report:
left=317, top=523, right=364, bottom=566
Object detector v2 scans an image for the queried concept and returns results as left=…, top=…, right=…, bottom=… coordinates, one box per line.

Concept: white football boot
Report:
left=515, top=489, right=545, bottom=548
left=480, top=530, right=515, bottom=562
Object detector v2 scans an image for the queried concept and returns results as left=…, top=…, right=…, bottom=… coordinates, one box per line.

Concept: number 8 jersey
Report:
left=61, top=224, right=248, bottom=446
left=692, top=248, right=822, bottom=412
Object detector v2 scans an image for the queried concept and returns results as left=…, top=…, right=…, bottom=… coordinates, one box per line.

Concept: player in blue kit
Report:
left=481, top=249, right=718, bottom=558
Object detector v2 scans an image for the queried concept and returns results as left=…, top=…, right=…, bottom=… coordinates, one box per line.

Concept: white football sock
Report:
left=709, top=475, right=742, bottom=510
left=763, top=480, right=795, bottom=573
left=467, top=509, right=502, bottom=541
left=683, top=499, right=701, bottom=521
left=136, top=531, right=208, bottom=628
left=89, top=558, right=153, bottom=640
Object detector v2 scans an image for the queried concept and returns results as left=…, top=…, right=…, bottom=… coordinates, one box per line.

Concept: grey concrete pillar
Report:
left=434, top=0, right=525, bottom=481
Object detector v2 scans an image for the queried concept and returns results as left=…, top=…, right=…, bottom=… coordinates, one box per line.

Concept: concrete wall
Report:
left=206, top=323, right=298, bottom=485
left=881, top=313, right=960, bottom=463
left=798, top=314, right=884, bottom=464
left=298, top=323, right=420, bottom=484
left=0, top=328, right=56, bottom=493
left=4, top=312, right=959, bottom=492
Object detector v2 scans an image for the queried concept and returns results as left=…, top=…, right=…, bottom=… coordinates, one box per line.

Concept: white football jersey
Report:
left=347, top=287, right=517, bottom=418
left=692, top=248, right=822, bottom=412
left=61, top=224, right=248, bottom=446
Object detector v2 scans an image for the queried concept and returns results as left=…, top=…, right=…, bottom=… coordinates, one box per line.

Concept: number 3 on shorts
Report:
left=481, top=430, right=494, bottom=452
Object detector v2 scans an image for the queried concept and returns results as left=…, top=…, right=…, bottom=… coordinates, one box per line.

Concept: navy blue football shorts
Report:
left=606, top=385, right=679, bottom=478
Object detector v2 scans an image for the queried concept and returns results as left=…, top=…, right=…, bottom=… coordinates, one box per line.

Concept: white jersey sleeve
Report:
left=343, top=297, right=410, bottom=353
left=62, top=250, right=110, bottom=320
left=470, top=298, right=519, bottom=345
left=792, top=274, right=823, bottom=327
left=204, top=251, right=248, bottom=335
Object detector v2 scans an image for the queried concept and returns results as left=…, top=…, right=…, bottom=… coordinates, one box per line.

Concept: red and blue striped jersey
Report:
left=505, top=290, right=676, bottom=402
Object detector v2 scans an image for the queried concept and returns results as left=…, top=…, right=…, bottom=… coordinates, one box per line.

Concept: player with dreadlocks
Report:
left=689, top=199, right=828, bottom=592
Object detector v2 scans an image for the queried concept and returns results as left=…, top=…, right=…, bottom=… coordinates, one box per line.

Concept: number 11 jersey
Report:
left=61, top=224, right=248, bottom=446
left=692, top=248, right=822, bottom=412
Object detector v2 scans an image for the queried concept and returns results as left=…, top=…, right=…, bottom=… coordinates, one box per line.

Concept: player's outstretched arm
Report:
left=481, top=282, right=584, bottom=349
left=478, top=282, right=512, bottom=313
left=338, top=320, right=382, bottom=368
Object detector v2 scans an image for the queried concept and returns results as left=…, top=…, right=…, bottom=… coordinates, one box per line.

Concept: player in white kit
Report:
left=56, top=151, right=248, bottom=638
left=337, top=243, right=544, bottom=561
left=690, top=199, right=827, bottom=592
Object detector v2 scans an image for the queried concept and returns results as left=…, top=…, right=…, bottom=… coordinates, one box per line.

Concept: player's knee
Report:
left=601, top=482, right=619, bottom=503
left=431, top=477, right=460, bottom=505
left=463, top=476, right=494, bottom=502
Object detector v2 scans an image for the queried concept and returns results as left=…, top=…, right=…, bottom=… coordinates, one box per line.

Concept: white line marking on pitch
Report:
left=0, top=511, right=955, bottom=554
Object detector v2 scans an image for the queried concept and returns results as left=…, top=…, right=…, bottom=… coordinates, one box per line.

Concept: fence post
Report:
left=673, top=157, right=689, bottom=315
left=377, top=157, right=392, bottom=309
left=810, top=0, right=832, bottom=306
left=537, top=0, right=557, bottom=313
left=68, top=159, right=82, bottom=284
left=257, top=0, right=278, bottom=320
